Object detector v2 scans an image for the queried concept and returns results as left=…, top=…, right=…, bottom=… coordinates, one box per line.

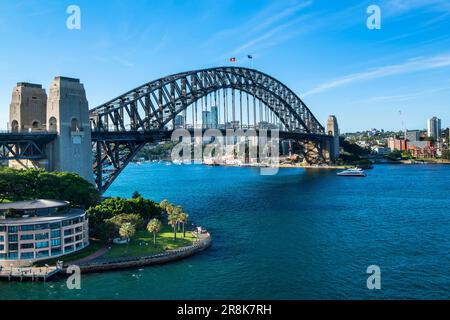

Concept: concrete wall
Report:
left=46, top=77, right=94, bottom=184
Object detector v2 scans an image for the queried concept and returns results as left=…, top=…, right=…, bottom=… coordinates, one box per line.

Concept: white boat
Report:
left=337, top=168, right=366, bottom=177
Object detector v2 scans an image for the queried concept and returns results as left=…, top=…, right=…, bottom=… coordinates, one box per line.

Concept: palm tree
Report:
left=167, top=211, right=179, bottom=242
left=160, top=199, right=170, bottom=213
left=147, top=218, right=162, bottom=247
left=178, top=212, right=189, bottom=238
left=166, top=204, right=175, bottom=216
left=119, top=222, right=136, bottom=253
left=173, top=206, right=183, bottom=231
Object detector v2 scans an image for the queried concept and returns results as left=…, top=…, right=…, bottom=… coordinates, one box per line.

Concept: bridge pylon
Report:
left=8, top=82, right=49, bottom=169
left=46, top=77, right=94, bottom=184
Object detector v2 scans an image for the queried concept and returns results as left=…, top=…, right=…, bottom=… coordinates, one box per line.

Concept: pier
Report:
left=0, top=266, right=60, bottom=282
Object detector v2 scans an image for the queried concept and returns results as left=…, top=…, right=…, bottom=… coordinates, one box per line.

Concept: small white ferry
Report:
left=337, top=168, right=367, bottom=177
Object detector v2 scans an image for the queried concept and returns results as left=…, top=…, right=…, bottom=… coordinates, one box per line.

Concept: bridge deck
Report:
left=91, top=129, right=333, bottom=143
left=0, top=131, right=57, bottom=143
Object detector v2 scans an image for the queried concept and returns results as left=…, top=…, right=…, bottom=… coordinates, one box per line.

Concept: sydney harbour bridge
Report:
left=0, top=67, right=339, bottom=193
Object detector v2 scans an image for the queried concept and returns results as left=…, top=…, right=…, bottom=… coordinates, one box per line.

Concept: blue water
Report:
left=1, top=164, right=450, bottom=299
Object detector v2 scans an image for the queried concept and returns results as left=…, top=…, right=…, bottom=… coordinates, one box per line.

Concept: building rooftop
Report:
left=0, top=199, right=69, bottom=211
left=55, top=76, right=80, bottom=83
left=0, top=208, right=84, bottom=225
left=16, top=82, right=43, bottom=89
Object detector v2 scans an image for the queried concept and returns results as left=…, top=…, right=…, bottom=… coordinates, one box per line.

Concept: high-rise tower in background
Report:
left=210, top=106, right=218, bottom=129
left=427, top=117, right=441, bottom=139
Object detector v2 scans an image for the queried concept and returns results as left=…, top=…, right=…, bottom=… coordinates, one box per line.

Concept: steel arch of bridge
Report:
left=89, top=67, right=329, bottom=193
left=89, top=67, right=324, bottom=134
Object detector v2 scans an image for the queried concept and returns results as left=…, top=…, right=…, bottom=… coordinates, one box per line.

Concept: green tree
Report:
left=0, top=168, right=100, bottom=207
left=159, top=199, right=170, bottom=213
left=168, top=211, right=179, bottom=242
left=147, top=218, right=162, bottom=247
left=86, top=197, right=160, bottom=237
left=132, top=191, right=142, bottom=199
left=91, top=221, right=118, bottom=242
left=442, top=149, right=450, bottom=160
left=106, top=213, right=144, bottom=230
left=172, top=205, right=183, bottom=231
left=119, top=222, right=136, bottom=251
left=178, top=212, right=189, bottom=238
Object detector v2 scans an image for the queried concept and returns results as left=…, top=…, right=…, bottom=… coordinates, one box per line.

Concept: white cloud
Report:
left=303, top=54, right=450, bottom=97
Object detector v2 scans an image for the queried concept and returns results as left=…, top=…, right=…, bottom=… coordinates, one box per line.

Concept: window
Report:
left=9, top=243, right=18, bottom=251
left=0, top=245, right=4, bottom=251
left=51, top=230, right=61, bottom=238
left=71, top=118, right=79, bottom=132
left=0, top=236, right=4, bottom=242
left=11, top=120, right=19, bottom=132
left=8, top=226, right=18, bottom=233
left=35, top=233, right=49, bottom=240
left=62, top=219, right=72, bottom=227
left=0, top=226, right=5, bottom=232
left=35, top=224, right=49, bottom=230
left=50, top=239, right=61, bottom=247
left=20, top=234, right=34, bottom=241
left=20, top=225, right=34, bottom=231
left=75, top=235, right=83, bottom=242
left=49, top=117, right=57, bottom=132
left=65, top=237, right=74, bottom=244
left=7, top=252, right=18, bottom=260
left=64, top=245, right=74, bottom=253
left=20, top=243, right=34, bottom=249
left=64, top=229, right=74, bottom=236
left=36, top=251, right=49, bottom=258
left=76, top=242, right=83, bottom=249
left=36, top=241, right=49, bottom=249
left=50, top=222, right=61, bottom=230
left=51, top=248, right=62, bottom=256
left=21, top=252, right=34, bottom=259
left=32, top=121, right=39, bottom=129
left=8, top=235, right=18, bottom=242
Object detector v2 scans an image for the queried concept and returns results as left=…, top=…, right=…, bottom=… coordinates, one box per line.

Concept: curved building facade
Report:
left=0, top=200, right=89, bottom=267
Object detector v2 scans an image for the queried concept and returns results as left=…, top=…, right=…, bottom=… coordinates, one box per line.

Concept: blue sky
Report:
left=0, top=0, right=449, bottom=132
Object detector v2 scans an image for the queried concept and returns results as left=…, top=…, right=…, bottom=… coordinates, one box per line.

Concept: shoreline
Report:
left=61, top=232, right=212, bottom=275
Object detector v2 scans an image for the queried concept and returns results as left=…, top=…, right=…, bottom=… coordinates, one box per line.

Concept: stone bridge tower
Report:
left=46, top=76, right=94, bottom=184
left=9, top=82, right=48, bottom=169
left=327, top=115, right=340, bottom=160
left=9, top=82, right=47, bottom=133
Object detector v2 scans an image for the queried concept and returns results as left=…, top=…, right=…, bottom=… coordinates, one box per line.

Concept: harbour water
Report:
left=1, top=163, right=449, bottom=299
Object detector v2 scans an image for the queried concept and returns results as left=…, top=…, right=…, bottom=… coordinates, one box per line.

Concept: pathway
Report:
left=67, top=244, right=110, bottom=265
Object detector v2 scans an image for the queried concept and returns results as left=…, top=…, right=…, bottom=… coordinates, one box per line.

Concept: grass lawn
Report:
left=34, top=240, right=104, bottom=267
left=105, top=225, right=195, bottom=259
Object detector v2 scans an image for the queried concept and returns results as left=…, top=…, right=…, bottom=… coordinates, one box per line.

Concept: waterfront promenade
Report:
left=61, top=232, right=211, bottom=273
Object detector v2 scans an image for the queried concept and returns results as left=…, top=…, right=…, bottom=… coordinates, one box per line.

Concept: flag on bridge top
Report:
left=229, top=57, right=236, bottom=62
left=248, top=55, right=253, bottom=59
